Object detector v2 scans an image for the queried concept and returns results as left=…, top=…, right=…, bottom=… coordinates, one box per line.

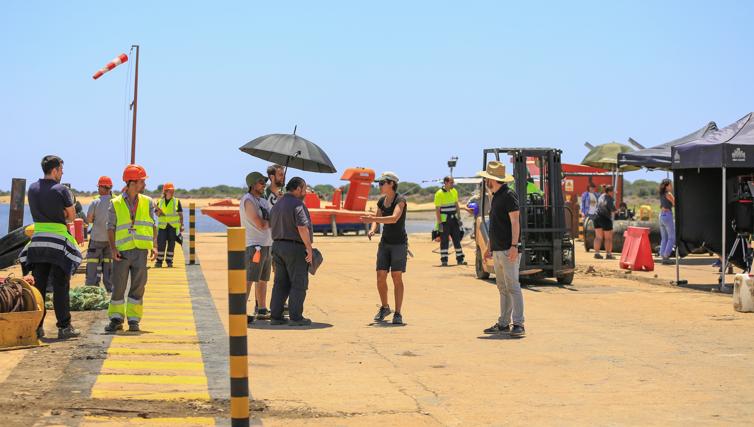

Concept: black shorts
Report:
left=376, top=242, right=408, bottom=272
left=245, top=245, right=272, bottom=282
left=593, top=215, right=613, bottom=231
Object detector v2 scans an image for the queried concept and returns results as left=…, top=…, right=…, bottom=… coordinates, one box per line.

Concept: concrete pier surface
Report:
left=1, top=232, right=753, bottom=426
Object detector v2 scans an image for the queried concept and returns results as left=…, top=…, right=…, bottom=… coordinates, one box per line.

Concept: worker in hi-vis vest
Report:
left=434, top=176, right=474, bottom=266
left=154, top=182, right=184, bottom=268
left=105, top=164, right=157, bottom=333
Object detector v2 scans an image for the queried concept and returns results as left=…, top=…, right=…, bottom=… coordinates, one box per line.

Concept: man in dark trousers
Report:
left=434, top=176, right=472, bottom=266
left=478, top=161, right=526, bottom=338
left=20, top=155, right=82, bottom=339
left=269, top=177, right=314, bottom=326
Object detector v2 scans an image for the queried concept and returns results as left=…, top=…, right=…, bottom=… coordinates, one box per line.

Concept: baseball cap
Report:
left=376, top=171, right=400, bottom=183
left=245, top=172, right=268, bottom=187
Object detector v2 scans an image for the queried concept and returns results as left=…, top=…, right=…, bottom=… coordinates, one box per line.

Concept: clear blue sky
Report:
left=2, top=1, right=753, bottom=191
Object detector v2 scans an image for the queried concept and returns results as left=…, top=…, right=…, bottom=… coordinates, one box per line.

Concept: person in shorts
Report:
left=361, top=172, right=408, bottom=325
left=593, top=185, right=616, bottom=259
left=240, top=171, right=273, bottom=323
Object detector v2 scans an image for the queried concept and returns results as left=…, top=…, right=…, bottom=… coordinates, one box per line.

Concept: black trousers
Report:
left=32, top=263, right=71, bottom=329
left=156, top=226, right=178, bottom=265
left=270, top=241, right=309, bottom=322
left=440, top=215, right=465, bottom=263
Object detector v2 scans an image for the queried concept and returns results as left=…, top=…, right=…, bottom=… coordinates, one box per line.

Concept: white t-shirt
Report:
left=588, top=193, right=598, bottom=215
left=240, top=193, right=273, bottom=247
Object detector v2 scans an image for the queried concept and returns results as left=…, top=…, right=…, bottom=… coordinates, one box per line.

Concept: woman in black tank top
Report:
left=658, top=179, right=676, bottom=264
left=361, top=172, right=408, bottom=325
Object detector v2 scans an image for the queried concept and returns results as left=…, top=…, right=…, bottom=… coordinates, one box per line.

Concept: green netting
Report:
left=45, top=286, right=109, bottom=311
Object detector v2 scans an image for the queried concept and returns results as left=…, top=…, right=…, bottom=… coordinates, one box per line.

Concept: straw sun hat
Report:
left=476, top=161, right=514, bottom=183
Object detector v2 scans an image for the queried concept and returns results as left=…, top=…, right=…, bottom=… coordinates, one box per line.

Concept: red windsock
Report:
left=92, top=53, right=128, bottom=80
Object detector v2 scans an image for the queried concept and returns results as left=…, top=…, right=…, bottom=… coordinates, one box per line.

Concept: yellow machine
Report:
left=0, top=278, right=44, bottom=350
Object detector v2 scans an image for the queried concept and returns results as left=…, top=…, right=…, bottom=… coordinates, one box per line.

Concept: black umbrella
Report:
left=239, top=126, right=337, bottom=173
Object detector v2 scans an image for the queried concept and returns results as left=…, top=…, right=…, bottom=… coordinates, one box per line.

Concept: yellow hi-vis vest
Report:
left=434, top=188, right=459, bottom=223
left=113, top=194, right=155, bottom=251
left=157, top=197, right=181, bottom=230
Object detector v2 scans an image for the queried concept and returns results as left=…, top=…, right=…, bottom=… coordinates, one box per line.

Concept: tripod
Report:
left=724, top=231, right=753, bottom=275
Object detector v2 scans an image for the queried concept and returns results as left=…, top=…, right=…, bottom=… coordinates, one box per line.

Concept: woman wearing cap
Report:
left=241, top=171, right=273, bottom=322
left=154, top=182, right=183, bottom=268
left=361, top=172, right=408, bottom=325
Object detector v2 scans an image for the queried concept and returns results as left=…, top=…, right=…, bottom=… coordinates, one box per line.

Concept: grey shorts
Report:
left=376, top=243, right=408, bottom=272
left=246, top=245, right=272, bottom=282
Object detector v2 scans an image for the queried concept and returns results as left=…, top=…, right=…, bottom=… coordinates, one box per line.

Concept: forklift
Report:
left=474, top=148, right=576, bottom=284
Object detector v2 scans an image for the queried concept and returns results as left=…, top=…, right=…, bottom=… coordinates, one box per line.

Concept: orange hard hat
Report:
left=163, top=182, right=175, bottom=191
left=122, top=164, right=148, bottom=182
left=97, top=176, right=113, bottom=187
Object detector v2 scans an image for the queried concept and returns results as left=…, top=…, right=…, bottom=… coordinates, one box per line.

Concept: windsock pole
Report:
left=130, top=45, right=139, bottom=164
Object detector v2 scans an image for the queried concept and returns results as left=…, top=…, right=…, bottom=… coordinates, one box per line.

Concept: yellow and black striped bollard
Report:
left=227, top=227, right=249, bottom=426
left=189, top=203, right=196, bottom=264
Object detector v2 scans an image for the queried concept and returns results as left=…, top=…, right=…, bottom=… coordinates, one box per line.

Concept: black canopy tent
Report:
left=617, top=121, right=718, bottom=170
left=671, top=112, right=754, bottom=288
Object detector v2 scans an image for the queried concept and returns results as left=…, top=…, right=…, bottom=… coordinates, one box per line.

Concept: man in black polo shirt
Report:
left=269, top=177, right=314, bottom=326
left=478, top=161, right=526, bottom=338
left=21, top=155, right=82, bottom=339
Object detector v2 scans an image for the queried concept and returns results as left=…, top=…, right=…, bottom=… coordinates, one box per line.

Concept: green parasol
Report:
left=581, top=142, right=640, bottom=171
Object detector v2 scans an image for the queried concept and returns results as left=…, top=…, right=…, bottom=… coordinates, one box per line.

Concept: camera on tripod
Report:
left=733, top=175, right=754, bottom=233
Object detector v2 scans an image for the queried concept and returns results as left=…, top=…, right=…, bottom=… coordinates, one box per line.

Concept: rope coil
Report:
left=0, top=277, right=36, bottom=313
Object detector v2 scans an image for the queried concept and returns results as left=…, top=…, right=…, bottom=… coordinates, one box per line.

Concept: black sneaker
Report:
left=594, top=253, right=604, bottom=259
left=104, top=320, right=123, bottom=333
left=374, top=306, right=392, bottom=322
left=58, top=325, right=81, bottom=339
left=289, top=318, right=312, bottom=326
left=270, top=318, right=288, bottom=326
left=510, top=325, right=526, bottom=338
left=256, top=308, right=271, bottom=320
left=605, top=253, right=615, bottom=260
left=36, top=326, right=45, bottom=339
left=483, top=323, right=511, bottom=334
left=247, top=315, right=255, bottom=324
left=128, top=321, right=140, bottom=332
left=392, top=312, right=404, bottom=325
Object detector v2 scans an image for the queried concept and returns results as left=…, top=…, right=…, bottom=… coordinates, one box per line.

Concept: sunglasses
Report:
left=379, top=180, right=393, bottom=186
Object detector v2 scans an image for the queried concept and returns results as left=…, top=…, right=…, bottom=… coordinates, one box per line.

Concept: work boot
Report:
left=58, top=325, right=81, bottom=339
left=510, top=325, right=526, bottom=338
left=289, top=318, right=312, bottom=326
left=392, top=312, right=404, bottom=325
left=441, top=261, right=449, bottom=267
left=270, top=318, right=288, bottom=326
left=483, top=323, right=511, bottom=334
left=104, top=320, right=123, bottom=333
left=154, top=262, right=163, bottom=268
left=36, top=326, right=45, bottom=339
left=128, top=321, right=140, bottom=332
left=457, top=259, right=468, bottom=266
left=166, top=263, right=173, bottom=268
left=374, top=306, right=392, bottom=322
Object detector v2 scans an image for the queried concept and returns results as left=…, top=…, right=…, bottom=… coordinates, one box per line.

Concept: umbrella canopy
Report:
left=617, top=122, right=718, bottom=170
left=581, top=142, right=639, bottom=171
left=239, top=131, right=337, bottom=173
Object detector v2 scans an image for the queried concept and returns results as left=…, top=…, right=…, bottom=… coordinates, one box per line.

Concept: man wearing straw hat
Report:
left=478, top=161, right=526, bottom=338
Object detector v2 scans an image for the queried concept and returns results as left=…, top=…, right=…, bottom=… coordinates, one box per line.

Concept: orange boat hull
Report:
left=201, top=204, right=369, bottom=234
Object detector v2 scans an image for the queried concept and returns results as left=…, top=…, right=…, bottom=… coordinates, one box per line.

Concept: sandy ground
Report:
left=2, top=233, right=754, bottom=425
left=196, top=232, right=754, bottom=425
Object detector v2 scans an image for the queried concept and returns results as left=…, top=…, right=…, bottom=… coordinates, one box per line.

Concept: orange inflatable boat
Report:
left=201, top=167, right=376, bottom=235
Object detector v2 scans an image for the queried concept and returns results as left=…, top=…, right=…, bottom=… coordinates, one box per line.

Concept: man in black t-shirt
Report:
left=478, top=162, right=526, bottom=338
left=361, top=171, right=407, bottom=325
